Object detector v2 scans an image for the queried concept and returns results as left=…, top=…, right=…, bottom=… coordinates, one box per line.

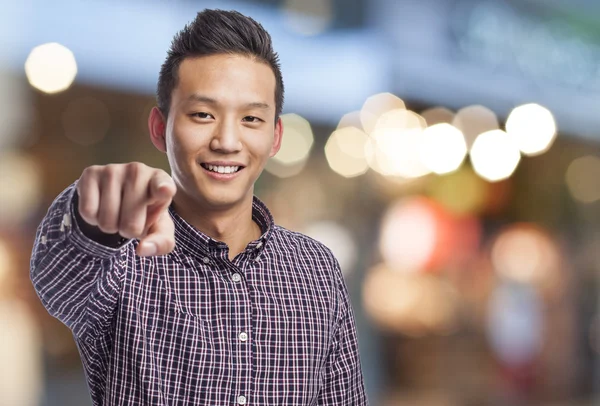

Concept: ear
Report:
left=269, top=117, right=283, bottom=157
left=148, top=107, right=168, bottom=153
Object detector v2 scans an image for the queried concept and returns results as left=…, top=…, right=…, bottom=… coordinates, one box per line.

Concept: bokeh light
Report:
left=374, top=108, right=426, bottom=133
left=281, top=0, right=333, bottom=36
left=62, top=96, right=111, bottom=146
left=336, top=111, right=364, bottom=131
left=565, top=155, right=600, bottom=204
left=24, top=42, right=77, bottom=94
left=0, top=300, right=44, bottom=406
left=452, top=105, right=499, bottom=149
left=506, top=103, right=557, bottom=156
left=0, top=151, right=42, bottom=227
left=325, top=127, right=369, bottom=178
left=379, top=197, right=454, bottom=273
left=490, top=224, right=561, bottom=285
left=419, top=123, right=467, bottom=175
left=470, top=130, right=521, bottom=182
left=266, top=113, right=314, bottom=178
left=360, top=93, right=406, bottom=135
left=428, top=166, right=488, bottom=215
left=302, top=221, right=357, bottom=275
left=421, top=106, right=455, bottom=126
left=365, top=109, right=430, bottom=179
left=363, top=265, right=460, bottom=336
left=365, top=127, right=431, bottom=178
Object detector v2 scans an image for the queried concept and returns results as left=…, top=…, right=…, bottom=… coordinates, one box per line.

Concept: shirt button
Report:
left=239, top=332, right=248, bottom=342
left=232, top=273, right=241, bottom=282
left=256, top=241, right=263, bottom=249
left=237, top=395, right=247, bottom=405
left=202, top=257, right=210, bottom=264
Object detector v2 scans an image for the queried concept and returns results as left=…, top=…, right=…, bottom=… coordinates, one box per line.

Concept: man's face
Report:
left=152, top=54, right=282, bottom=211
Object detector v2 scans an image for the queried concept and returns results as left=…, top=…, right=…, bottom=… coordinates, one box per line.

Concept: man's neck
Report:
left=173, top=193, right=261, bottom=261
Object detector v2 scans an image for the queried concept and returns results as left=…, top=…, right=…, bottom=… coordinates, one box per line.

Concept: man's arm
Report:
left=30, top=163, right=176, bottom=340
left=30, top=183, right=128, bottom=340
left=318, top=259, right=369, bottom=405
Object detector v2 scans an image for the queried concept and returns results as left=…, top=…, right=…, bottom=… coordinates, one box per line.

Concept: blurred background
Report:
left=2, top=0, right=600, bottom=405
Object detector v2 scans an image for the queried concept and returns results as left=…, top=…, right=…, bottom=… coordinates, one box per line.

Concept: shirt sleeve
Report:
left=317, top=258, right=369, bottom=405
left=30, top=182, right=130, bottom=340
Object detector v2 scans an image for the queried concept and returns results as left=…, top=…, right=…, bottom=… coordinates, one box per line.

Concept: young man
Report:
left=30, top=9, right=368, bottom=406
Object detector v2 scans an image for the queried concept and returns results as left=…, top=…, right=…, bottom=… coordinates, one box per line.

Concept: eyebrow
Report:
left=187, top=94, right=271, bottom=110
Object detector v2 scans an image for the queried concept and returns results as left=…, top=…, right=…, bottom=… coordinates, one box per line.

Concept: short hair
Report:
left=157, top=9, right=284, bottom=120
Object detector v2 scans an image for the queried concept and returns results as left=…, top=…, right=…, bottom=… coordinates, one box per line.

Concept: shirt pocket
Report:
left=149, top=303, right=215, bottom=404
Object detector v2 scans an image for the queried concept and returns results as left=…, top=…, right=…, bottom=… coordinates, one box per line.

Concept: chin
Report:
left=198, top=191, right=248, bottom=210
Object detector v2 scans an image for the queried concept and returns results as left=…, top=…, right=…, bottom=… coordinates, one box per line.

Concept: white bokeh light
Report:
left=506, top=103, right=557, bottom=156
left=379, top=199, right=437, bottom=272
left=470, top=130, right=521, bottom=182
left=360, top=93, right=406, bottom=135
left=420, top=123, right=467, bottom=175
left=25, top=42, right=77, bottom=94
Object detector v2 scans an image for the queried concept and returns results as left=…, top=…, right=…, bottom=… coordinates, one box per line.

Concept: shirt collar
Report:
left=168, top=196, right=275, bottom=258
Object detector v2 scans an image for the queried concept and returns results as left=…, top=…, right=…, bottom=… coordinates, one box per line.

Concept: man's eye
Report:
left=191, top=112, right=213, bottom=119
left=243, top=116, right=263, bottom=123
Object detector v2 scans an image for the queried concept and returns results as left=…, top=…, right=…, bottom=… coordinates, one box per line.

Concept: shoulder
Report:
left=270, top=225, right=341, bottom=271
left=273, top=225, right=337, bottom=262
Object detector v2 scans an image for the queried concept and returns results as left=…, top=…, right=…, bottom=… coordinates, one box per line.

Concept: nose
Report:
left=210, top=118, right=243, bottom=153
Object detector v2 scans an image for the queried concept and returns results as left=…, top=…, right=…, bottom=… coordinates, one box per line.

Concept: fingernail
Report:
left=140, top=241, right=157, bottom=256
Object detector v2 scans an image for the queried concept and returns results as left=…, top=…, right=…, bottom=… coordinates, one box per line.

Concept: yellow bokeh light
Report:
left=272, top=113, right=313, bottom=165
left=491, top=225, right=560, bottom=285
left=452, top=105, right=499, bottom=149
left=362, top=265, right=460, bottom=336
left=25, top=42, right=77, bottom=94
left=366, top=127, right=431, bottom=178
left=360, top=93, right=406, bottom=135
left=470, top=130, right=521, bottom=182
left=565, top=155, right=600, bottom=204
left=325, top=127, right=369, bottom=178
left=0, top=152, right=42, bottom=226
left=506, top=103, right=557, bottom=156
left=420, top=123, right=467, bottom=175
left=374, top=109, right=425, bottom=133
left=266, top=114, right=313, bottom=178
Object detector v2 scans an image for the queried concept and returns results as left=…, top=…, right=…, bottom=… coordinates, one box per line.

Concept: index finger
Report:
left=148, top=171, right=176, bottom=204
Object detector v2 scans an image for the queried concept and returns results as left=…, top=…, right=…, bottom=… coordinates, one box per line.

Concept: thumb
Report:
left=137, top=211, right=175, bottom=256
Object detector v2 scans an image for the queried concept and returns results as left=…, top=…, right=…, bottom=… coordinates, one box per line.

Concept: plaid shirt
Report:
left=30, top=183, right=368, bottom=406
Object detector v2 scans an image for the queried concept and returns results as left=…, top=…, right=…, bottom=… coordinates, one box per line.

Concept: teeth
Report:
left=206, top=164, right=240, bottom=174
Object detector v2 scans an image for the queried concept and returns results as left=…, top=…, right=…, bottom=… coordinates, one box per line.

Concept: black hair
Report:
left=157, top=9, right=284, bottom=120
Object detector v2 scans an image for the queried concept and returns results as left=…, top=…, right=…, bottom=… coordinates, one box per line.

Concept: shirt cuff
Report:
left=66, top=186, right=133, bottom=259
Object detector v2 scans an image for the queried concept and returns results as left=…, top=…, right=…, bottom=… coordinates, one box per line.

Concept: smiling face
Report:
left=149, top=54, right=283, bottom=212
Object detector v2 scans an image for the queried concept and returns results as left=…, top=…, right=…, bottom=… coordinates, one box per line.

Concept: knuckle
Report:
left=97, top=213, right=118, bottom=234
left=78, top=204, right=96, bottom=221
left=119, top=220, right=144, bottom=238
left=125, top=162, right=146, bottom=182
